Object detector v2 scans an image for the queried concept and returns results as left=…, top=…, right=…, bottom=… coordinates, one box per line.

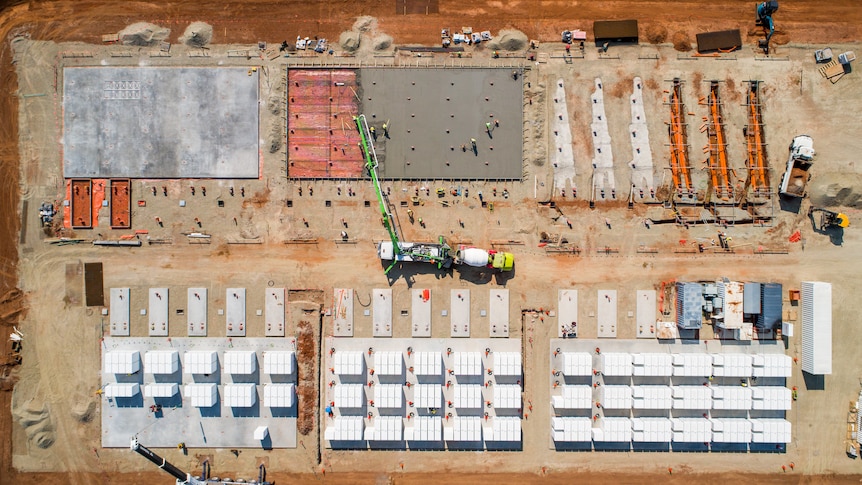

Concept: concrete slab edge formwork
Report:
left=591, top=78, right=616, bottom=200
left=551, top=78, right=576, bottom=197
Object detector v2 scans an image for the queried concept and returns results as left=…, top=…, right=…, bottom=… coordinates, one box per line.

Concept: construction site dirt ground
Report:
left=2, top=1, right=862, bottom=484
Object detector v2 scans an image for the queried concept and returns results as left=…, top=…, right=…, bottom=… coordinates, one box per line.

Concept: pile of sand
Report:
left=12, top=400, right=55, bottom=449
left=179, top=22, right=213, bottom=48
left=372, top=34, right=393, bottom=51
left=352, top=16, right=377, bottom=33
left=339, top=31, right=361, bottom=52
left=671, top=31, right=692, bottom=52
left=809, top=173, right=862, bottom=208
left=118, top=22, right=170, bottom=47
left=487, top=29, right=528, bottom=51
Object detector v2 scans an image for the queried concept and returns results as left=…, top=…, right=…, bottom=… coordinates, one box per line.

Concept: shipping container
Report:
left=801, top=281, right=832, bottom=375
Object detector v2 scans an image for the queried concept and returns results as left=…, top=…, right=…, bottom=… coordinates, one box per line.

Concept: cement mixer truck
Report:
left=454, top=246, right=515, bottom=272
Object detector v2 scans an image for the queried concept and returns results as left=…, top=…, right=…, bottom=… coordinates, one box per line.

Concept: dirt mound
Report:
left=12, top=400, right=55, bottom=449
left=809, top=173, right=862, bottom=208
left=339, top=30, right=361, bottom=52
left=353, top=16, right=377, bottom=33
left=487, top=29, right=528, bottom=51
left=295, top=318, right=317, bottom=436
left=645, top=24, right=668, bottom=44
left=671, top=31, right=692, bottom=52
left=71, top=398, right=96, bottom=423
left=372, top=34, right=393, bottom=51
left=179, top=22, right=212, bottom=48
left=118, top=22, right=170, bottom=47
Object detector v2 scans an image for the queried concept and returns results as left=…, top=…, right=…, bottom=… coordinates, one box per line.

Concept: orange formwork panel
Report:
left=745, top=81, right=769, bottom=193
left=70, top=179, right=93, bottom=228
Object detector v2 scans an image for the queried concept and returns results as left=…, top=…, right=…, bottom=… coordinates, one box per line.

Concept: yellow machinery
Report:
left=809, top=207, right=850, bottom=232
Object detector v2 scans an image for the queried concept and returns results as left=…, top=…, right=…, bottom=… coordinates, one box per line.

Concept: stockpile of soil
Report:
left=486, top=29, right=528, bottom=51
left=809, top=173, right=862, bottom=208
left=118, top=22, right=170, bottom=46
left=295, top=318, right=317, bottom=435
left=179, top=22, right=213, bottom=47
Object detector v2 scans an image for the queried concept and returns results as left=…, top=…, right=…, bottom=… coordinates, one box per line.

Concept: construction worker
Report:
left=370, top=126, right=377, bottom=141
left=485, top=122, right=492, bottom=132
left=407, top=209, right=414, bottom=223
left=382, top=122, right=388, bottom=137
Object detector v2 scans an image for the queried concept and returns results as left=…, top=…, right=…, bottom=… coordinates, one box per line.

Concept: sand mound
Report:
left=71, top=399, right=96, bottom=423
left=179, top=22, right=213, bottom=48
left=372, top=34, right=393, bottom=51
left=671, top=31, right=692, bottom=52
left=353, top=16, right=377, bottom=33
left=487, top=29, right=528, bottom=51
left=339, top=31, right=361, bottom=52
left=12, top=400, right=55, bottom=449
left=645, top=25, right=668, bottom=44
left=119, top=22, right=170, bottom=47
left=809, top=173, right=862, bottom=208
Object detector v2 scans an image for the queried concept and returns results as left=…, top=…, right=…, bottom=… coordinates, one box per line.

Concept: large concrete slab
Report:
left=412, top=289, right=432, bottom=337
left=63, top=67, right=260, bottom=179
left=110, top=288, right=130, bottom=336
left=558, top=289, right=578, bottom=338
left=359, top=68, right=523, bottom=180
left=451, top=290, right=470, bottom=337
left=489, top=289, right=509, bottom=338
left=373, top=289, right=393, bottom=337
left=333, top=288, right=354, bottom=337
left=148, top=288, right=168, bottom=337
left=226, top=288, right=246, bottom=337
left=636, top=290, right=657, bottom=339
left=266, top=288, right=286, bottom=337
left=597, top=290, right=617, bottom=338
left=101, top=337, right=296, bottom=448
left=187, top=288, right=207, bottom=337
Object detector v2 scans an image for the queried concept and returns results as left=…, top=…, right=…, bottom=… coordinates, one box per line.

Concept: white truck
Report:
left=779, top=135, right=815, bottom=198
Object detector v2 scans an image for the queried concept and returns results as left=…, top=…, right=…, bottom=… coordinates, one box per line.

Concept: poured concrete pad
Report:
left=333, top=288, right=354, bottom=337
left=226, top=288, right=246, bottom=337
left=359, top=68, right=523, bottom=180
left=598, top=290, right=617, bottom=338
left=451, top=290, right=470, bottom=337
left=63, top=67, right=259, bottom=179
left=558, top=289, right=578, bottom=338
left=110, top=288, right=130, bottom=336
left=148, top=288, right=168, bottom=337
left=266, top=288, right=286, bottom=337
left=373, top=289, right=393, bottom=337
left=636, top=290, right=657, bottom=339
left=412, top=289, right=432, bottom=337
left=489, top=289, right=509, bottom=338
left=187, top=288, right=208, bottom=337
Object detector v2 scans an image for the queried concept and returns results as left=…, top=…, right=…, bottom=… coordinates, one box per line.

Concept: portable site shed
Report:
left=801, top=281, right=832, bottom=375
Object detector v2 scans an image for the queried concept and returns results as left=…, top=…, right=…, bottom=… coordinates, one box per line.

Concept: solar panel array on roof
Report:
left=263, top=351, right=296, bottom=375
left=413, top=351, right=442, bottom=376
left=672, top=386, right=712, bottom=409
left=455, top=384, right=483, bottom=409
left=493, top=385, right=521, bottom=409
left=263, top=384, right=296, bottom=408
left=325, top=416, right=365, bottom=441
left=104, top=350, right=141, bottom=374
left=375, top=384, right=403, bottom=409
left=602, top=353, right=632, bottom=376
left=751, top=387, right=791, bottom=410
left=487, top=417, right=521, bottom=442
left=184, top=350, right=218, bottom=375
left=224, top=351, right=257, bottom=375
left=757, top=283, right=782, bottom=329
left=144, top=351, right=178, bottom=375
left=494, top=352, right=522, bottom=377
left=406, top=416, right=442, bottom=441
left=562, top=352, right=592, bottom=376
left=632, top=385, right=672, bottom=409
left=601, top=385, right=632, bottom=409
left=450, top=416, right=482, bottom=441
left=711, top=386, right=752, bottom=410
left=632, top=353, right=673, bottom=376
left=373, top=351, right=403, bottom=376
left=711, top=418, right=752, bottom=443
left=711, top=353, right=752, bottom=377
left=365, top=416, right=402, bottom=441
left=184, top=383, right=218, bottom=407
left=671, top=418, right=712, bottom=443
left=105, top=382, right=140, bottom=398
left=672, top=353, right=713, bottom=376
left=632, top=417, right=672, bottom=442
left=750, top=418, right=791, bottom=443
left=454, top=352, right=483, bottom=376
left=752, top=353, right=791, bottom=377
left=676, top=283, right=703, bottom=329
left=413, top=384, right=442, bottom=409
left=144, top=382, right=178, bottom=398
left=334, top=351, right=364, bottom=375
left=224, top=383, right=257, bottom=408
left=553, top=385, right=592, bottom=409
left=594, top=417, right=632, bottom=442
left=552, top=417, right=593, bottom=442
left=334, top=384, right=364, bottom=408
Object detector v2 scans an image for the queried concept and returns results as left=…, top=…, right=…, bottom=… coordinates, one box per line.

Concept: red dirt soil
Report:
left=1, top=1, right=862, bottom=484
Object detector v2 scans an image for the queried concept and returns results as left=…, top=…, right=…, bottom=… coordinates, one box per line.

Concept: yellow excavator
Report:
left=808, top=207, right=850, bottom=233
